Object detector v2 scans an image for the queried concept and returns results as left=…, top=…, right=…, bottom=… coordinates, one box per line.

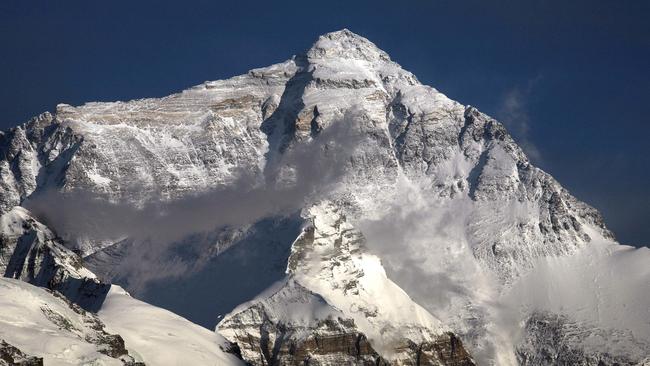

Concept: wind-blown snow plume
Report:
left=497, top=77, right=543, bottom=162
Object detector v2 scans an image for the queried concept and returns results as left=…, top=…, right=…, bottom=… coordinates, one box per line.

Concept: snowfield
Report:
left=0, top=278, right=242, bottom=365
left=0, top=278, right=126, bottom=365
left=98, top=285, right=242, bottom=365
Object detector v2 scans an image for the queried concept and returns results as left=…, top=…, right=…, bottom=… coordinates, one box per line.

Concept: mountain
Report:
left=0, top=29, right=648, bottom=365
left=0, top=276, right=242, bottom=365
left=219, top=202, right=474, bottom=365
left=0, top=208, right=241, bottom=365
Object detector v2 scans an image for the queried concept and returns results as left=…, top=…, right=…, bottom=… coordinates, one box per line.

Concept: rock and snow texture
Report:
left=0, top=340, right=42, bottom=366
left=0, top=206, right=109, bottom=311
left=517, top=311, right=650, bottom=366
left=0, top=278, right=139, bottom=365
left=508, top=239, right=650, bottom=365
left=0, top=207, right=242, bottom=364
left=0, top=277, right=243, bottom=366
left=218, top=278, right=388, bottom=365
left=0, top=29, right=647, bottom=365
left=218, top=202, right=474, bottom=365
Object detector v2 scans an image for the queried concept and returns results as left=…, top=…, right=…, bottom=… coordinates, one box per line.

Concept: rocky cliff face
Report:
left=218, top=279, right=388, bottom=366
left=0, top=206, right=109, bottom=310
left=0, top=30, right=612, bottom=282
left=0, top=29, right=647, bottom=365
left=219, top=278, right=473, bottom=366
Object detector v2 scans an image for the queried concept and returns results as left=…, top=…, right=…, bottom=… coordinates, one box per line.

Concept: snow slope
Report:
left=288, top=203, right=452, bottom=357
left=0, top=278, right=136, bottom=365
left=98, top=285, right=243, bottom=366
left=508, top=236, right=650, bottom=364
left=0, top=277, right=243, bottom=366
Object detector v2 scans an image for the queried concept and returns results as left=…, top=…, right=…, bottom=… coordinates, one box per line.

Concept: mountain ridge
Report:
left=0, top=29, right=647, bottom=365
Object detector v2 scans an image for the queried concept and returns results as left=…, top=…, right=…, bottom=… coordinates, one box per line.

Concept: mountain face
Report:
left=0, top=29, right=648, bottom=365
left=219, top=202, right=475, bottom=365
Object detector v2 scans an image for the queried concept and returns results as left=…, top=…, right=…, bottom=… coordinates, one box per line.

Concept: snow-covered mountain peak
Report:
left=302, top=29, right=421, bottom=91
left=0, top=29, right=648, bottom=366
left=307, top=29, right=391, bottom=62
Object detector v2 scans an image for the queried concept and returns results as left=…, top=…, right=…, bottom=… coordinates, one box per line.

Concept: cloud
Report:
left=355, top=178, right=524, bottom=364
left=357, top=178, right=491, bottom=314
left=497, top=76, right=543, bottom=162
left=23, top=108, right=368, bottom=289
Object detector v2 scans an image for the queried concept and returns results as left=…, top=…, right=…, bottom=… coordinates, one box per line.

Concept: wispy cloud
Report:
left=24, top=109, right=368, bottom=290
left=497, top=76, right=543, bottom=162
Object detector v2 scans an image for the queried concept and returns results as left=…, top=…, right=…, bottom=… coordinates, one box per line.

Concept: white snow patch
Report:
left=98, top=285, right=242, bottom=366
left=0, top=278, right=121, bottom=366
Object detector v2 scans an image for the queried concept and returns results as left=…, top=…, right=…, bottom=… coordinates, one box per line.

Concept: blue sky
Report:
left=1, top=0, right=648, bottom=247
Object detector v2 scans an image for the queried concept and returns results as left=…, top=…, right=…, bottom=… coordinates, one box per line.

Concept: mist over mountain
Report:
left=0, top=29, right=648, bottom=366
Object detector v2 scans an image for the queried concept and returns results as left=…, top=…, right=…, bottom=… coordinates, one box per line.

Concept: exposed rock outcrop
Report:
left=219, top=279, right=388, bottom=366
left=516, top=312, right=650, bottom=366
left=0, top=340, right=43, bottom=366
left=0, top=207, right=109, bottom=311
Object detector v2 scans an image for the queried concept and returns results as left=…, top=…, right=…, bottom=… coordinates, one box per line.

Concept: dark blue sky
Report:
left=1, top=1, right=648, bottom=247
